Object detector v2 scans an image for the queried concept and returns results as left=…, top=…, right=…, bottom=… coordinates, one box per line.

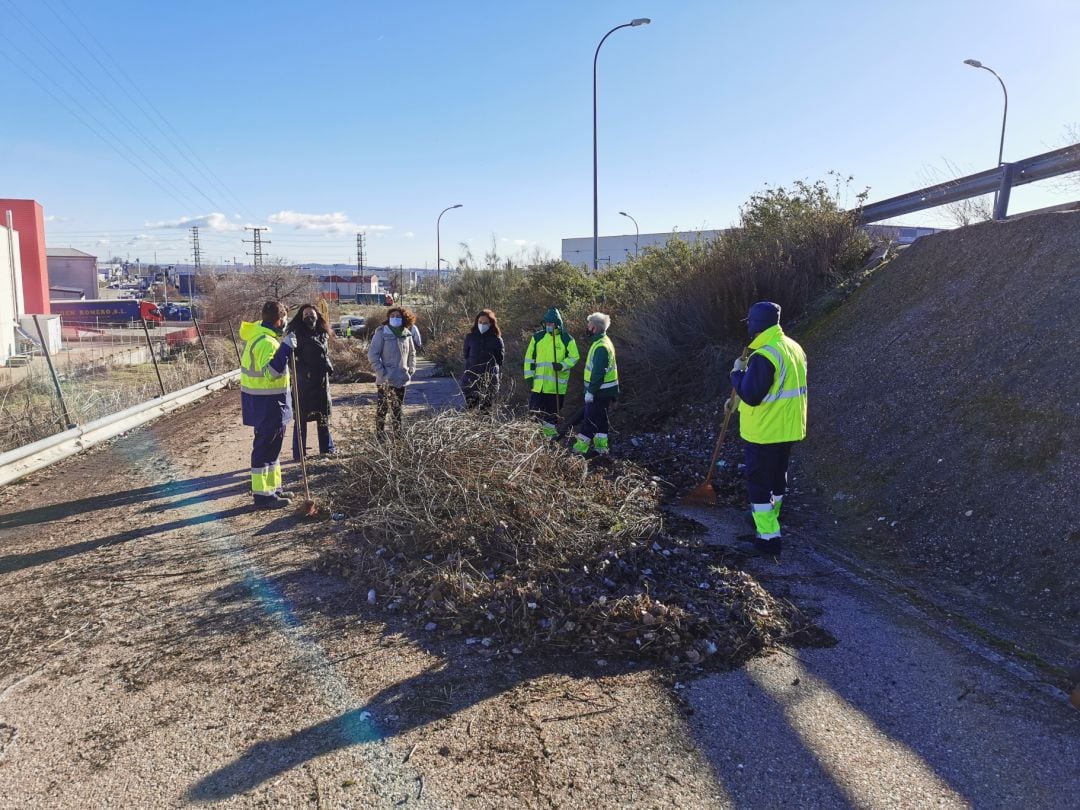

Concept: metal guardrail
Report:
left=0, top=368, right=239, bottom=488
left=859, top=142, right=1080, bottom=224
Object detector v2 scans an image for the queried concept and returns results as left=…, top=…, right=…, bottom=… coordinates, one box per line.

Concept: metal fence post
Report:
left=141, top=317, right=167, bottom=396
left=993, top=163, right=1016, bottom=220
left=227, top=321, right=243, bottom=367
left=32, top=314, right=76, bottom=430
left=192, top=316, right=215, bottom=376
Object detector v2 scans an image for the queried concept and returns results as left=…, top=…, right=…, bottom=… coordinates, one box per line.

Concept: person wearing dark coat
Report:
left=461, top=309, right=505, bottom=411
left=286, top=303, right=336, bottom=460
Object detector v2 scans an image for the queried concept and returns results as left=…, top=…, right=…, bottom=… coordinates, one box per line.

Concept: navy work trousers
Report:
left=744, top=440, right=794, bottom=505
left=251, top=423, right=286, bottom=499
left=579, top=397, right=610, bottom=440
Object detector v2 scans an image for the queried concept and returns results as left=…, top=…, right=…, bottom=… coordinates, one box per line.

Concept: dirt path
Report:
left=0, top=364, right=722, bottom=808
left=1, top=362, right=1076, bottom=808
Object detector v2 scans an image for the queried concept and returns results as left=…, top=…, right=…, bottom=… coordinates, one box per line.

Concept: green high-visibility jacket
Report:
left=523, top=328, right=579, bottom=395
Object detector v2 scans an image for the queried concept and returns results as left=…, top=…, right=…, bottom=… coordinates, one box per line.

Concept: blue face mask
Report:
left=545, top=324, right=555, bottom=333
left=389, top=317, right=403, bottom=328
left=478, top=323, right=490, bottom=334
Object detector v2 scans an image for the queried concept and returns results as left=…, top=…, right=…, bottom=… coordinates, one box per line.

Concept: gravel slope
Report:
left=799, top=211, right=1080, bottom=672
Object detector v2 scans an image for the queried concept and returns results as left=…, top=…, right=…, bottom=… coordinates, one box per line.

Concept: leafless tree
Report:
left=919, top=158, right=993, bottom=227
left=203, top=258, right=320, bottom=326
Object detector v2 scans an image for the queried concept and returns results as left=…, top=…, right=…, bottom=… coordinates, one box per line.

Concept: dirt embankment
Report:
left=800, top=211, right=1080, bottom=669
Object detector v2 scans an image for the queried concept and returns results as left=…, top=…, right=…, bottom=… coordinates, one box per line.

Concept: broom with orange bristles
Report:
left=680, top=346, right=750, bottom=507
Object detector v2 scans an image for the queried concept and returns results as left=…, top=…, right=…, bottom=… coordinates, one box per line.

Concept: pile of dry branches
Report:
left=328, top=338, right=375, bottom=383
left=321, top=410, right=820, bottom=668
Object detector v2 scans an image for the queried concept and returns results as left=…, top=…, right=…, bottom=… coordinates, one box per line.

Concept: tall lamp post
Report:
left=436, top=203, right=462, bottom=294
left=593, top=17, right=650, bottom=273
left=963, top=59, right=1008, bottom=169
left=619, top=210, right=639, bottom=258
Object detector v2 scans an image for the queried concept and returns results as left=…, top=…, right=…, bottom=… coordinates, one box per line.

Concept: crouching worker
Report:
left=240, top=301, right=297, bottom=510
left=523, top=307, right=579, bottom=439
left=573, top=312, right=618, bottom=457
left=728, top=301, right=807, bottom=555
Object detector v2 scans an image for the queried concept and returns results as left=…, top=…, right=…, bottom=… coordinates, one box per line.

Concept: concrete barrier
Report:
left=0, top=368, right=239, bottom=488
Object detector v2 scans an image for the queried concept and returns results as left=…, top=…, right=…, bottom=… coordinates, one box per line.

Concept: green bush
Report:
left=426, top=176, right=869, bottom=426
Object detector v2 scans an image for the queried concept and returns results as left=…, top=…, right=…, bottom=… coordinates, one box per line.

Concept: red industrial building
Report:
left=0, top=198, right=49, bottom=314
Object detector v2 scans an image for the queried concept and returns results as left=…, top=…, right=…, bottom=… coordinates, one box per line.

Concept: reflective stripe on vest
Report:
left=584, top=334, right=618, bottom=391
left=738, top=325, right=807, bottom=444
left=241, top=329, right=290, bottom=394
left=525, top=332, right=578, bottom=394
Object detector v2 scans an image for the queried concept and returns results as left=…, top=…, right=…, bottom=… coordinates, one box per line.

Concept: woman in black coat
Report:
left=287, top=303, right=336, bottom=460
left=462, top=309, right=505, bottom=411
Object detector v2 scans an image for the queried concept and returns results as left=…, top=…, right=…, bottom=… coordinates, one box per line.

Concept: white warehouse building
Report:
left=562, top=224, right=942, bottom=270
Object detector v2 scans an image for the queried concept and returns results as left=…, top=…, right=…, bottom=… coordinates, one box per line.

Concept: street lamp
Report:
left=436, top=204, right=462, bottom=294
left=619, top=210, right=639, bottom=258
left=593, top=17, right=650, bottom=273
left=963, top=59, right=1008, bottom=168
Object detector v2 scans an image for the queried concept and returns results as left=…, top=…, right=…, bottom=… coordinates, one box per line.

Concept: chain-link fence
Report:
left=0, top=318, right=242, bottom=454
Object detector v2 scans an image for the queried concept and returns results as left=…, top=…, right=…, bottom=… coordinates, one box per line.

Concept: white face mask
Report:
left=478, top=323, right=490, bottom=333
left=389, top=317, right=403, bottom=328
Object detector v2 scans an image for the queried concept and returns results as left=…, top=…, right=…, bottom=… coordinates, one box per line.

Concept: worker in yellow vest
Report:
left=728, top=301, right=808, bottom=555
left=572, top=312, right=618, bottom=457
left=239, top=301, right=297, bottom=509
left=523, top=307, right=579, bottom=438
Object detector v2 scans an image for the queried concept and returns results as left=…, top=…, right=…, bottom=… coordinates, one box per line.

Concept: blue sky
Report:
left=2, top=0, right=1077, bottom=268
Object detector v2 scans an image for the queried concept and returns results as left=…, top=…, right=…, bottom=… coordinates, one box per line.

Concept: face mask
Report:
left=389, top=317, right=403, bottom=328
left=478, top=323, right=490, bottom=334
left=303, top=316, right=317, bottom=328
left=545, top=324, right=555, bottom=333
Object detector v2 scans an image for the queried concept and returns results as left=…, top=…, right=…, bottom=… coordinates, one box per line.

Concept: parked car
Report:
left=334, top=315, right=366, bottom=338
left=160, top=303, right=192, bottom=321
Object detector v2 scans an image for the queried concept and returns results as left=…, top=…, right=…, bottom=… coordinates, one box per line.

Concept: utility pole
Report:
left=244, top=226, right=270, bottom=269
left=190, top=225, right=202, bottom=270
left=356, top=232, right=366, bottom=274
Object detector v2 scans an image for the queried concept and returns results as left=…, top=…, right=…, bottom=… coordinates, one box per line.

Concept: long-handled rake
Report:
left=288, top=351, right=317, bottom=517
left=680, top=391, right=740, bottom=507
left=681, top=347, right=750, bottom=507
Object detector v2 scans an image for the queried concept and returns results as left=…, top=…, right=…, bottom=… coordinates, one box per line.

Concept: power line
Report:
left=46, top=0, right=259, bottom=223
left=0, top=42, right=203, bottom=214
left=1, top=0, right=230, bottom=216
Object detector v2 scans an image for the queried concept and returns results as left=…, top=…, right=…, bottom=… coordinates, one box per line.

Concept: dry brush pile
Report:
left=320, top=409, right=826, bottom=668
left=328, top=337, right=376, bottom=383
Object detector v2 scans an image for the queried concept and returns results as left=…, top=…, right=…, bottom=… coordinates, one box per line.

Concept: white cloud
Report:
left=266, top=210, right=392, bottom=234
left=403, top=231, right=415, bottom=239
left=145, top=212, right=242, bottom=231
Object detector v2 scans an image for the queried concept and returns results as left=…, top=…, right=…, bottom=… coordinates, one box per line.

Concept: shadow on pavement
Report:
left=0, top=470, right=246, bottom=530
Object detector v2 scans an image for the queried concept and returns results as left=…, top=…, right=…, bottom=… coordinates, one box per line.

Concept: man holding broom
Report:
left=239, top=300, right=297, bottom=510
left=727, top=301, right=808, bottom=555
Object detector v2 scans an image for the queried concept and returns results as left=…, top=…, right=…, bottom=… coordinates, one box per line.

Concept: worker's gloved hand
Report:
left=584, top=391, right=595, bottom=404
left=552, top=362, right=563, bottom=372
left=732, top=356, right=748, bottom=373
left=724, top=397, right=734, bottom=413
left=282, top=332, right=298, bottom=350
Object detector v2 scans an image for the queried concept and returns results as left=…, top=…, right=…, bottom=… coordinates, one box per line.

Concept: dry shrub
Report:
left=328, top=337, right=375, bottom=383
left=322, top=409, right=824, bottom=667
left=202, top=264, right=321, bottom=326
left=612, top=177, right=871, bottom=425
